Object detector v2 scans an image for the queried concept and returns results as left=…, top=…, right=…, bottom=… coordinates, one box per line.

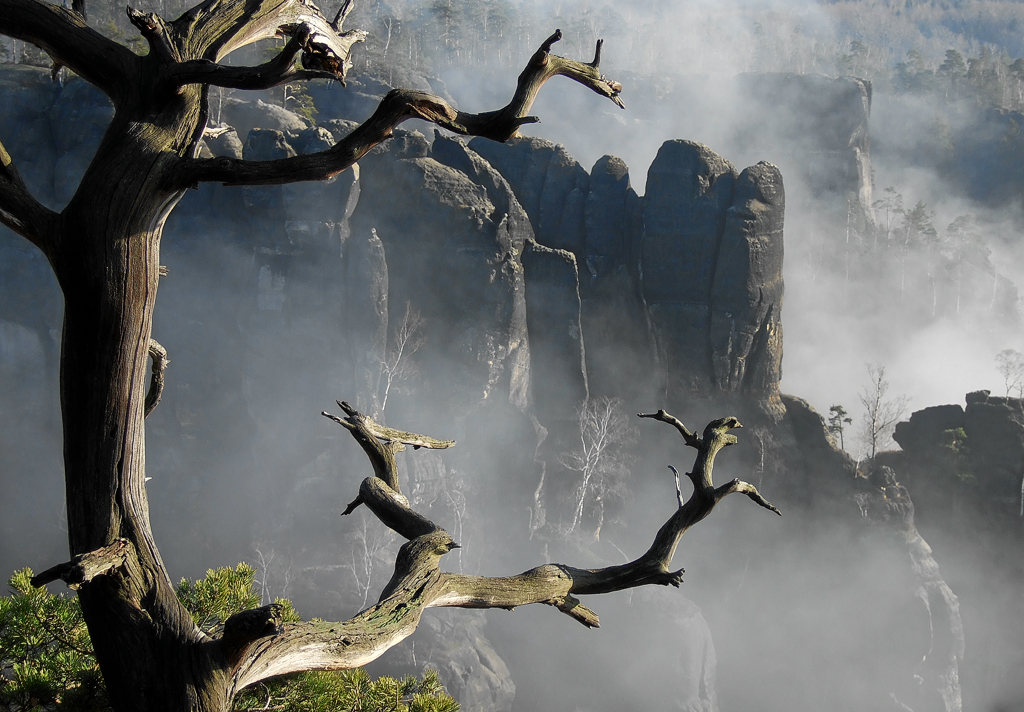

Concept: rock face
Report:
left=778, top=394, right=858, bottom=509
left=469, top=136, right=590, bottom=257
left=734, top=73, right=873, bottom=222
left=711, top=162, right=785, bottom=403
left=775, top=397, right=964, bottom=712
left=891, top=393, right=1024, bottom=712
left=520, top=239, right=588, bottom=423
left=960, top=391, right=1024, bottom=507
left=643, top=141, right=785, bottom=412
left=854, top=467, right=965, bottom=712
left=894, top=390, right=1024, bottom=514
left=466, top=134, right=785, bottom=412
left=350, top=131, right=534, bottom=416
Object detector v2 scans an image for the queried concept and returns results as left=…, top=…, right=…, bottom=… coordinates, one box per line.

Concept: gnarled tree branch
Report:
left=0, top=138, right=58, bottom=257
left=173, top=30, right=623, bottom=188
left=175, top=0, right=366, bottom=70
left=638, top=409, right=700, bottom=449
left=449, top=30, right=624, bottom=141
left=322, top=400, right=453, bottom=492
left=1, top=0, right=138, bottom=101
left=127, top=6, right=180, bottom=64
left=162, top=23, right=342, bottom=89
left=222, top=404, right=779, bottom=691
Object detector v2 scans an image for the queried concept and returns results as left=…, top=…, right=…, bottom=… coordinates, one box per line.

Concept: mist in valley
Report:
left=2, top=1, right=1024, bottom=711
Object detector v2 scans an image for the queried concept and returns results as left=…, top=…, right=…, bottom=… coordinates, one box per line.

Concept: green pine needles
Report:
left=0, top=569, right=103, bottom=711
left=0, top=565, right=458, bottom=712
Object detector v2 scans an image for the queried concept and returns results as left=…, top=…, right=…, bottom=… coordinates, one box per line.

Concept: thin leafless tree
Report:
left=374, top=300, right=424, bottom=418
left=859, top=364, right=910, bottom=460
left=559, top=397, right=636, bottom=537
left=995, top=348, right=1024, bottom=397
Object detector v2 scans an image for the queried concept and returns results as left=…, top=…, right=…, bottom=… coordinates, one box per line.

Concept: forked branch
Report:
left=175, top=0, right=367, bottom=70
left=321, top=400, right=453, bottom=493
left=174, top=30, right=623, bottom=188
left=2, top=0, right=138, bottom=100
left=223, top=404, right=779, bottom=690
left=127, top=6, right=179, bottom=64
left=162, top=28, right=340, bottom=90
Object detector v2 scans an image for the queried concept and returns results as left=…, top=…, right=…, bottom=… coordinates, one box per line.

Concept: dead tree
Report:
left=312, top=403, right=780, bottom=678
left=0, top=0, right=779, bottom=708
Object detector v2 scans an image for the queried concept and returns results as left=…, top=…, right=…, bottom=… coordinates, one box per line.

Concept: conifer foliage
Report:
left=0, top=566, right=458, bottom=712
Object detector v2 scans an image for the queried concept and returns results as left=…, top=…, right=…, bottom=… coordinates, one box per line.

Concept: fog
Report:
left=3, top=1, right=1024, bottom=711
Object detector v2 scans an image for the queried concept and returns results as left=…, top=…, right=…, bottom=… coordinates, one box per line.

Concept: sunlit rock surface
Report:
left=470, top=135, right=590, bottom=258
left=352, top=130, right=533, bottom=415
left=643, top=141, right=785, bottom=411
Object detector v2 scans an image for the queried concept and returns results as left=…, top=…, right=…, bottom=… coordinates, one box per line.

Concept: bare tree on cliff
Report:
left=858, top=364, right=909, bottom=460
left=0, top=2, right=781, bottom=709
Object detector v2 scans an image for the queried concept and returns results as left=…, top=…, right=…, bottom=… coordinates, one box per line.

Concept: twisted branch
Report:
left=2, top=0, right=139, bottom=101
left=174, top=30, right=623, bottom=188
left=222, top=404, right=781, bottom=689
left=175, top=0, right=367, bottom=69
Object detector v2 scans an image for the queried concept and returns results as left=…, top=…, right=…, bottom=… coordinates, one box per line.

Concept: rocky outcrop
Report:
left=893, top=390, right=1024, bottom=516
left=711, top=162, right=785, bottom=408
left=350, top=130, right=534, bottom=416
left=961, top=391, right=1024, bottom=508
left=461, top=134, right=785, bottom=411
left=643, top=141, right=735, bottom=394
left=854, top=467, right=964, bottom=712
left=894, top=404, right=967, bottom=455
left=577, top=156, right=650, bottom=400
left=469, top=135, right=590, bottom=258
left=777, top=394, right=858, bottom=509
left=774, top=398, right=963, bottom=712
left=520, top=239, right=588, bottom=423
left=642, top=141, right=785, bottom=412
left=891, top=393, right=1024, bottom=712
left=220, top=97, right=310, bottom=143
left=583, top=155, right=639, bottom=279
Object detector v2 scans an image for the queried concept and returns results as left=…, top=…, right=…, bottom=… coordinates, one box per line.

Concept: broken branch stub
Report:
left=31, top=538, right=132, bottom=589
